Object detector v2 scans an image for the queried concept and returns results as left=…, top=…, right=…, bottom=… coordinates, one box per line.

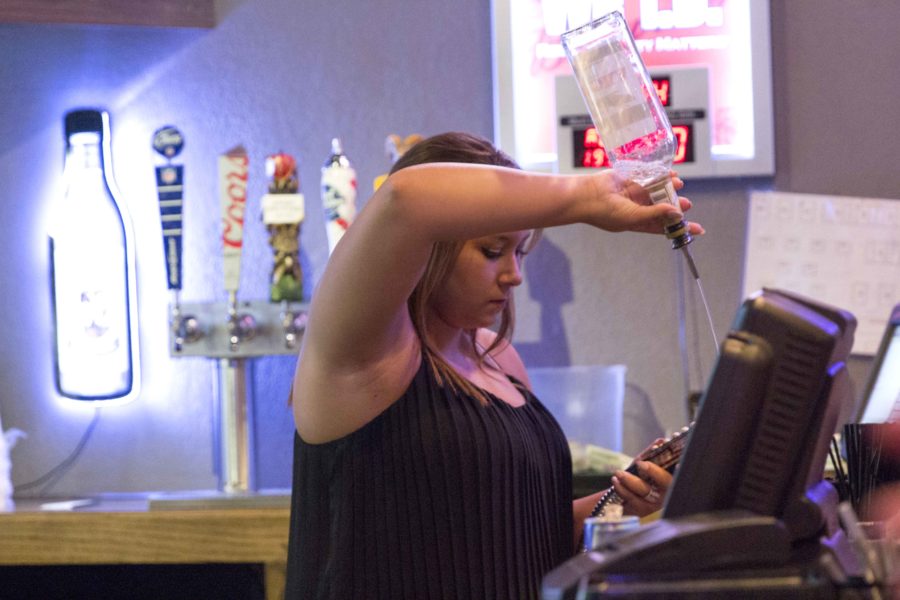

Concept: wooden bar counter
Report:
left=0, top=494, right=291, bottom=600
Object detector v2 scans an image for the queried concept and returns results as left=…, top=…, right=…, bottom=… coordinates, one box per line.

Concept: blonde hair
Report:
left=391, top=132, right=542, bottom=404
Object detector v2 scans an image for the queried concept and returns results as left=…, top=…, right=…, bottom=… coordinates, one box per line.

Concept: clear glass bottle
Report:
left=562, top=11, right=692, bottom=251
left=49, top=109, right=138, bottom=401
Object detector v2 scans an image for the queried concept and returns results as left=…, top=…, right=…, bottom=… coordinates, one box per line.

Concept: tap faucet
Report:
left=281, top=302, right=309, bottom=349
left=171, top=303, right=202, bottom=352
left=227, top=300, right=257, bottom=352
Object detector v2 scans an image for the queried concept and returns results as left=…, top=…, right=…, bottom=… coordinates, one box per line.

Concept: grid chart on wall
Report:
left=743, top=191, right=900, bottom=355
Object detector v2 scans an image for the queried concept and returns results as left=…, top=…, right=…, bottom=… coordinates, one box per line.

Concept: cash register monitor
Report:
left=539, top=290, right=857, bottom=598
left=856, top=303, right=900, bottom=424
left=663, top=289, right=856, bottom=539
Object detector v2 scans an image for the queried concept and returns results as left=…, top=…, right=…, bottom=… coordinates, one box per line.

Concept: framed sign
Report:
left=491, top=0, right=775, bottom=177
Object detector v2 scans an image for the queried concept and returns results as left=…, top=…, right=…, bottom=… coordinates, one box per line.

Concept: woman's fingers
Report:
left=612, top=464, right=668, bottom=517
left=635, top=461, right=673, bottom=491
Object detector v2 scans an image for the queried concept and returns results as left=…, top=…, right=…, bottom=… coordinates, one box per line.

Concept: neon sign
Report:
left=493, top=0, right=774, bottom=177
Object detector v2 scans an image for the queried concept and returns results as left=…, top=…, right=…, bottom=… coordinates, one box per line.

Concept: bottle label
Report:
left=647, top=177, right=678, bottom=210
left=573, top=43, right=658, bottom=149
left=52, top=211, right=131, bottom=398
left=261, top=193, right=305, bottom=225
left=152, top=126, right=185, bottom=159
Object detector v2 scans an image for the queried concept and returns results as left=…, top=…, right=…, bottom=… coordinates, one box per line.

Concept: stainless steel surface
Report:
left=217, top=358, right=251, bottom=493
left=168, top=300, right=307, bottom=494
left=169, top=300, right=308, bottom=358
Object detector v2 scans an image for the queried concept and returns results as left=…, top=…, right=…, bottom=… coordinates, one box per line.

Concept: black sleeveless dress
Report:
left=284, top=359, right=574, bottom=599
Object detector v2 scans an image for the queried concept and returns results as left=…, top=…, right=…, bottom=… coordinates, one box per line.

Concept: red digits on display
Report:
left=581, top=128, right=611, bottom=168
left=672, top=125, right=689, bottom=163
left=652, top=77, right=671, bottom=106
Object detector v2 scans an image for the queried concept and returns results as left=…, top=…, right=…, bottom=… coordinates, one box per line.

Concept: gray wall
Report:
left=1, top=0, right=898, bottom=497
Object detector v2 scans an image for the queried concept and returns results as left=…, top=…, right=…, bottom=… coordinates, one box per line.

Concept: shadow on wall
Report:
left=622, top=382, right=665, bottom=457
left=516, top=236, right=573, bottom=367
left=517, top=236, right=666, bottom=456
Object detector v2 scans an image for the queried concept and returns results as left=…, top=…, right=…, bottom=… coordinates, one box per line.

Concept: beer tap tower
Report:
left=155, top=136, right=308, bottom=498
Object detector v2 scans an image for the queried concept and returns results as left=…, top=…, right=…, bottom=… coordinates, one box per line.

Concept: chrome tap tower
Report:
left=156, top=138, right=308, bottom=496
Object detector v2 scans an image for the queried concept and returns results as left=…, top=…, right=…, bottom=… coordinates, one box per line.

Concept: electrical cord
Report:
left=675, top=250, right=692, bottom=400
left=14, top=407, right=101, bottom=496
left=676, top=249, right=710, bottom=420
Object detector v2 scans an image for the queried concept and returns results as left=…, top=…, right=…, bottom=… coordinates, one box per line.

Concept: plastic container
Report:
left=527, top=364, right=626, bottom=452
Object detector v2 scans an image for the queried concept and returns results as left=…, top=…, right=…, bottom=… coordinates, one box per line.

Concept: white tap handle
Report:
left=220, top=147, right=249, bottom=295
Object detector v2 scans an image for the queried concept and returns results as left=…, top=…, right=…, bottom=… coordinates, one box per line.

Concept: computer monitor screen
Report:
left=857, top=303, right=900, bottom=424
left=663, top=289, right=856, bottom=540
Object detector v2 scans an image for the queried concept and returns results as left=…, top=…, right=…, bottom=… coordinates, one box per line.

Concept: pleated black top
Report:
left=284, top=359, right=574, bottom=599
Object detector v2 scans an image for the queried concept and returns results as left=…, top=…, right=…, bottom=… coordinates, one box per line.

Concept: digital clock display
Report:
left=653, top=76, right=671, bottom=107
left=574, top=123, right=695, bottom=170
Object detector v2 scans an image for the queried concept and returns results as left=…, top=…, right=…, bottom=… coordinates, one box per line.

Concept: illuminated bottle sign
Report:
left=49, top=109, right=139, bottom=402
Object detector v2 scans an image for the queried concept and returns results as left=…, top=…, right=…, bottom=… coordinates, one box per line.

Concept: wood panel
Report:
left=0, top=0, right=215, bottom=28
left=0, top=507, right=290, bottom=600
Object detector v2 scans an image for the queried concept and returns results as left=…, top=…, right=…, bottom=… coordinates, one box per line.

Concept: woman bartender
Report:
left=285, top=132, right=702, bottom=599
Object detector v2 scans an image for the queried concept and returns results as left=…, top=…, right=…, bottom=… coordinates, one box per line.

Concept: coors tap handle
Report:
left=219, top=146, right=256, bottom=351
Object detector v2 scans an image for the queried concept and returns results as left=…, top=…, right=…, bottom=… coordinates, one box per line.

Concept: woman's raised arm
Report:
left=292, top=163, right=699, bottom=442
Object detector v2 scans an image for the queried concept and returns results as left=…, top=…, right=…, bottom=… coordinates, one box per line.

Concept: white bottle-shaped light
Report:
left=49, top=109, right=139, bottom=401
left=321, top=138, right=357, bottom=255
left=562, top=11, right=692, bottom=251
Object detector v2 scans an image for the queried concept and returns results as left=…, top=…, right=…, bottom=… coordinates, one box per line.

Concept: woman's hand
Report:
left=611, top=461, right=673, bottom=517
left=585, top=170, right=704, bottom=237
